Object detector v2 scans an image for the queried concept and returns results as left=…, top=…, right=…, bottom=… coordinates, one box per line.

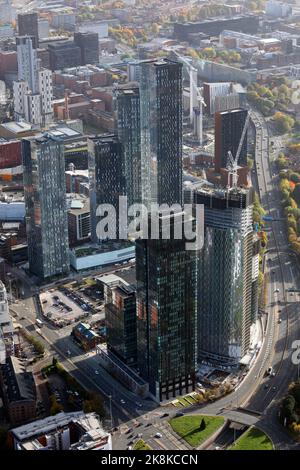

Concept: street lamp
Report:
left=109, top=394, right=113, bottom=429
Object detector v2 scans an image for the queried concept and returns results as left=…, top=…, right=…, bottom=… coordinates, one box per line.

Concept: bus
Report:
left=36, top=318, right=44, bottom=328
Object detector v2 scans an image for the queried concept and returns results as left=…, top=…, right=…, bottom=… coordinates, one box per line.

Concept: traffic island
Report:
left=133, top=439, right=152, bottom=450
left=229, top=426, right=274, bottom=450
left=169, top=415, right=224, bottom=448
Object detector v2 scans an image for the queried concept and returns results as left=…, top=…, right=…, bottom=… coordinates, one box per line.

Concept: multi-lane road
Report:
left=9, top=110, right=300, bottom=449
left=10, top=263, right=156, bottom=429
left=112, top=110, right=300, bottom=450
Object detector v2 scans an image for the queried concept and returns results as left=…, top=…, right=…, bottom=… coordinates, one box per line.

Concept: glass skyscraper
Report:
left=134, top=58, right=198, bottom=402
left=105, top=280, right=137, bottom=366
left=194, top=186, right=258, bottom=365
left=214, top=108, right=248, bottom=172
left=22, top=135, right=70, bottom=280
left=115, top=85, right=141, bottom=208
left=136, top=213, right=198, bottom=402
left=139, top=58, right=183, bottom=208
left=88, top=134, right=126, bottom=242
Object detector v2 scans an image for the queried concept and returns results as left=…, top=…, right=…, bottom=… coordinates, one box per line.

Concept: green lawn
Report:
left=169, top=415, right=224, bottom=448
left=133, top=439, right=152, bottom=450
left=230, top=427, right=273, bottom=451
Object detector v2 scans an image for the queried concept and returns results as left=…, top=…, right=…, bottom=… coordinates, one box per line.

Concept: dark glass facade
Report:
left=88, top=135, right=126, bottom=242
left=136, top=214, right=198, bottom=402
left=74, top=32, right=99, bottom=65
left=48, top=41, right=81, bottom=71
left=115, top=86, right=141, bottom=208
left=22, top=135, right=70, bottom=280
left=139, top=58, right=183, bottom=208
left=105, top=283, right=137, bottom=365
left=214, top=108, right=248, bottom=172
left=18, top=13, right=39, bottom=48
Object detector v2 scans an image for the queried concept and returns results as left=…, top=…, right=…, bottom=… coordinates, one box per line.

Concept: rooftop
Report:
left=73, top=322, right=99, bottom=341
left=1, top=356, right=36, bottom=403
left=96, top=273, right=129, bottom=288
left=11, top=411, right=106, bottom=442
left=0, top=121, right=32, bottom=134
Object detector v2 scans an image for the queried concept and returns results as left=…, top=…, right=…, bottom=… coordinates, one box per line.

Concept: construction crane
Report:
left=226, top=112, right=250, bottom=189
left=64, top=89, right=70, bottom=121
left=172, top=50, right=206, bottom=146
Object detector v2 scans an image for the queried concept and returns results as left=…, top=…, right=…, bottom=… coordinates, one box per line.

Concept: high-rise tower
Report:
left=16, top=36, right=39, bottom=93
left=136, top=212, right=198, bottom=402
left=115, top=85, right=141, bottom=208
left=134, top=58, right=198, bottom=402
left=194, top=186, right=258, bottom=365
left=22, top=135, right=70, bottom=280
left=88, top=134, right=126, bottom=243
left=13, top=36, right=53, bottom=128
left=17, top=12, right=39, bottom=48
left=139, top=58, right=183, bottom=208
left=214, top=108, right=248, bottom=172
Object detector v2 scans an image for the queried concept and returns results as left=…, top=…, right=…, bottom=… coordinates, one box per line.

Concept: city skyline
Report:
left=0, top=0, right=299, bottom=455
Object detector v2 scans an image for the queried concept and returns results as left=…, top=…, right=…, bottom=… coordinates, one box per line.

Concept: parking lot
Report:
left=40, top=289, right=88, bottom=327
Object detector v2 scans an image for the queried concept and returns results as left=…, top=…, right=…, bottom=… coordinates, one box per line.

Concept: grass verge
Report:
left=169, top=415, right=224, bottom=448
left=133, top=439, right=152, bottom=450
left=229, top=427, right=273, bottom=450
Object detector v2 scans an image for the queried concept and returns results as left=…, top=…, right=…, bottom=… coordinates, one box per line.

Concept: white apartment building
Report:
left=13, top=80, right=29, bottom=120
left=13, top=36, right=53, bottom=128
left=0, top=281, right=14, bottom=361
left=16, top=36, right=39, bottom=93
left=39, top=69, right=53, bottom=126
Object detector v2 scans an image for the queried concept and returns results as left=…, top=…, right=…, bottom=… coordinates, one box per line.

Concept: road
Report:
left=10, top=263, right=156, bottom=430
left=112, top=110, right=300, bottom=450
left=8, top=112, right=300, bottom=449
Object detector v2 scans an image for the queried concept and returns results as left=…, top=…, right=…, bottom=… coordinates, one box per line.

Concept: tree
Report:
left=188, top=48, right=200, bottom=60
left=278, top=84, right=289, bottom=95
left=249, top=1, right=258, bottom=11
left=83, top=393, right=105, bottom=418
left=247, top=90, right=259, bottom=103
left=199, top=418, right=206, bottom=431
left=151, top=23, right=160, bottom=34
left=282, top=394, right=296, bottom=423
left=260, top=231, right=268, bottom=248
left=289, top=380, right=300, bottom=405
left=290, top=422, right=300, bottom=434
left=293, top=183, right=300, bottom=205
left=50, top=395, right=63, bottom=415
left=279, top=178, right=290, bottom=192
left=290, top=172, right=300, bottom=184
left=273, top=112, right=295, bottom=134
left=287, top=215, right=297, bottom=232
left=202, top=47, right=216, bottom=59
left=277, top=153, right=287, bottom=169
left=228, top=51, right=241, bottom=63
